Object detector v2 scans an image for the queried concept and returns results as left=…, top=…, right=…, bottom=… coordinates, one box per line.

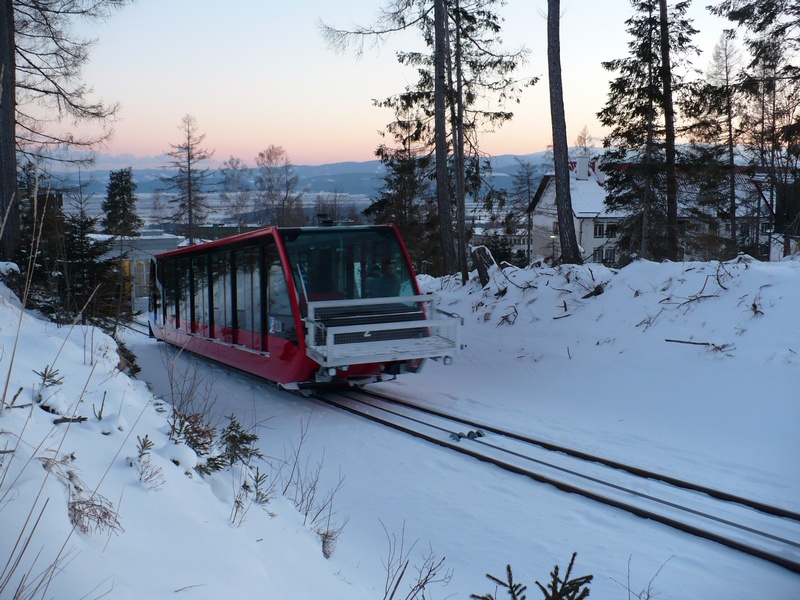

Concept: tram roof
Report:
left=155, top=224, right=399, bottom=260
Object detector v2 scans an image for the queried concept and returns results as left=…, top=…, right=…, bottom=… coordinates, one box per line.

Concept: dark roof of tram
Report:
left=154, top=225, right=398, bottom=260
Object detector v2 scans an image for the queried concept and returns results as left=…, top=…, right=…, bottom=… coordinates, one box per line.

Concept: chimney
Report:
left=576, top=156, right=589, bottom=181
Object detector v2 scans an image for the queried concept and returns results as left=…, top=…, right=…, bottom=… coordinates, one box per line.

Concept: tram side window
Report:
left=177, top=259, right=192, bottom=332
left=210, top=253, right=232, bottom=342
left=159, top=259, right=176, bottom=326
left=192, top=256, right=209, bottom=337
left=266, top=245, right=296, bottom=342
left=234, top=248, right=262, bottom=350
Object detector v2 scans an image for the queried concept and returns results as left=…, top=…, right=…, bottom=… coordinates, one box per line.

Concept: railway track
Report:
left=313, top=387, right=800, bottom=574
left=123, top=321, right=152, bottom=337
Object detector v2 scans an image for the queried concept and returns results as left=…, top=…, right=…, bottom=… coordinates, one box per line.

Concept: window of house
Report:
left=592, top=248, right=604, bottom=263
left=594, top=223, right=605, bottom=238
left=604, top=247, right=616, bottom=263
left=606, top=223, right=618, bottom=238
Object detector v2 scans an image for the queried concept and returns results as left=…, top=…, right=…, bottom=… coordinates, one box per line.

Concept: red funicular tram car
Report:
left=149, top=225, right=461, bottom=387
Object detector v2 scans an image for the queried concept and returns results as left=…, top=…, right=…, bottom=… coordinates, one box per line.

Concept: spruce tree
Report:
left=597, top=0, right=698, bottom=261
left=710, top=0, right=800, bottom=66
left=60, top=192, right=121, bottom=327
left=102, top=167, right=143, bottom=237
left=368, top=142, right=440, bottom=274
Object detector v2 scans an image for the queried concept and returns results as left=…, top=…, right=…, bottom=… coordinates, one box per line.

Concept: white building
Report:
left=527, top=156, right=621, bottom=264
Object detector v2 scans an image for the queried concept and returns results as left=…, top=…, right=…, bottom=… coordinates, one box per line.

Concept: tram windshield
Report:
left=280, top=228, right=416, bottom=303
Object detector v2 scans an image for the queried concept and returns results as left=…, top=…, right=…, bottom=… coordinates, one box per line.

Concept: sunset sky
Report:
left=77, top=0, right=733, bottom=167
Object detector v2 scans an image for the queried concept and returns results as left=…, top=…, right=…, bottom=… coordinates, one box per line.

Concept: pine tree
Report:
left=102, top=167, right=143, bottom=237
left=162, top=115, right=214, bottom=244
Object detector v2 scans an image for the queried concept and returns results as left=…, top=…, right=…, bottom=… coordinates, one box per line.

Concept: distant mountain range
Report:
left=56, top=151, right=553, bottom=200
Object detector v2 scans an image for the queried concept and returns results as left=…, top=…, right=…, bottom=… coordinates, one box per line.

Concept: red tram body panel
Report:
left=149, top=225, right=460, bottom=387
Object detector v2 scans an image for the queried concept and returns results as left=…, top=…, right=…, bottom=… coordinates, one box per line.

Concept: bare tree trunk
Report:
left=547, top=0, right=582, bottom=264
left=186, top=141, right=195, bottom=245
left=447, top=0, right=468, bottom=283
left=470, top=246, right=494, bottom=287
left=726, top=84, right=737, bottom=248
left=434, top=0, right=455, bottom=274
left=660, top=0, right=679, bottom=261
left=0, top=0, right=19, bottom=259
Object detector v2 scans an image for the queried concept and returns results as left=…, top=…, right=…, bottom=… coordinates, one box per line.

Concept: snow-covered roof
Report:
left=534, top=160, right=625, bottom=219
left=568, top=162, right=615, bottom=218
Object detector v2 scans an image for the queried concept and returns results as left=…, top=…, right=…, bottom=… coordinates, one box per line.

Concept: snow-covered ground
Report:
left=1, top=255, right=798, bottom=599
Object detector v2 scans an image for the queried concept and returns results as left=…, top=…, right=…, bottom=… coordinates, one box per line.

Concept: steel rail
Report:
left=313, top=387, right=800, bottom=575
left=362, top=389, right=800, bottom=521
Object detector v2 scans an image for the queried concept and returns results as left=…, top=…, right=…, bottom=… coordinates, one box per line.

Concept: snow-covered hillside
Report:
left=0, top=255, right=798, bottom=599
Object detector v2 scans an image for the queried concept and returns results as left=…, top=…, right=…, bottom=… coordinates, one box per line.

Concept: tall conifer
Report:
left=102, top=167, right=143, bottom=237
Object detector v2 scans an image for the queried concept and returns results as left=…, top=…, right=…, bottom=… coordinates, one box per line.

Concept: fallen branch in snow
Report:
left=53, top=416, right=88, bottom=425
left=498, top=306, right=518, bottom=326
left=665, top=339, right=735, bottom=353
left=553, top=314, right=571, bottom=320
left=715, top=263, right=730, bottom=290
left=665, top=338, right=712, bottom=346
left=174, top=584, right=207, bottom=593
left=678, top=294, right=719, bottom=307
